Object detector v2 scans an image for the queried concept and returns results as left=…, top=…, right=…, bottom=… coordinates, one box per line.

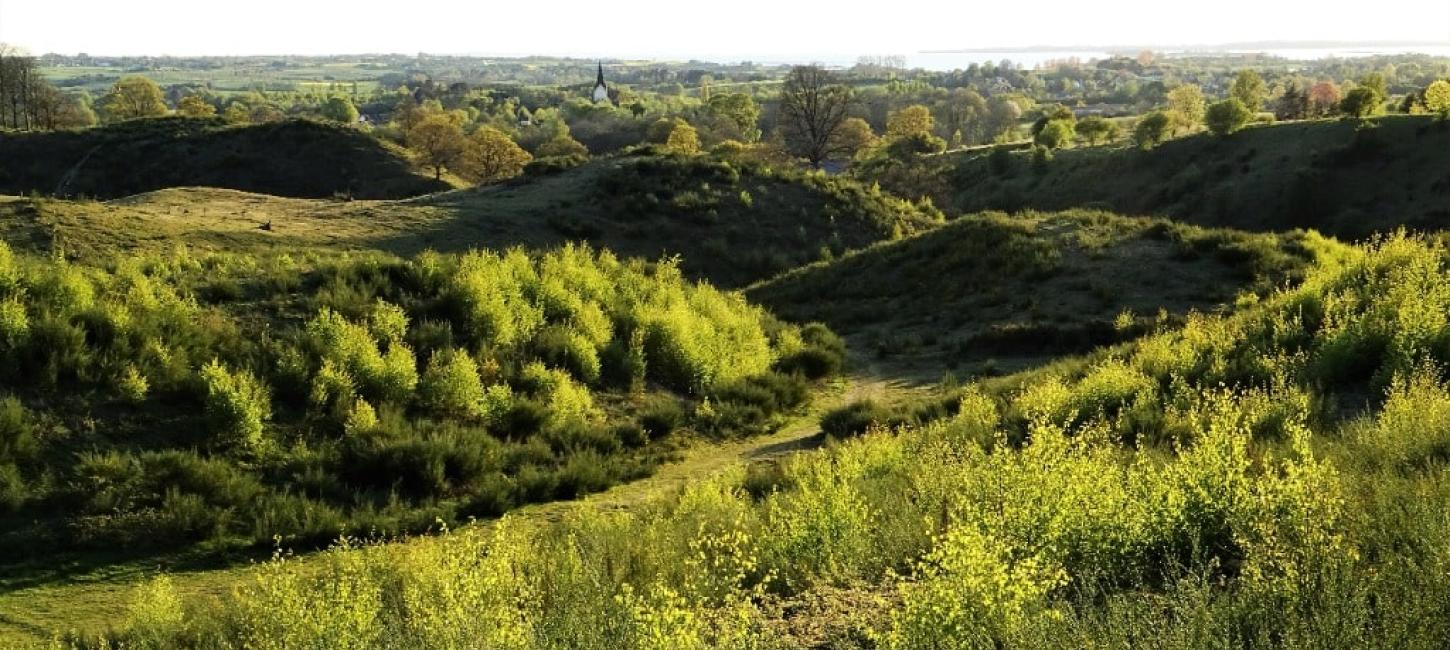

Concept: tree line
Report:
left=0, top=44, right=96, bottom=130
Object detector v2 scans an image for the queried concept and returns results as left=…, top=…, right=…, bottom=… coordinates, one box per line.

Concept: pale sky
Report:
left=1, top=0, right=1448, bottom=59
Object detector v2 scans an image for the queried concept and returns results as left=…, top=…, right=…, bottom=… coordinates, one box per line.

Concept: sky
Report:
left=2, top=0, right=1448, bottom=59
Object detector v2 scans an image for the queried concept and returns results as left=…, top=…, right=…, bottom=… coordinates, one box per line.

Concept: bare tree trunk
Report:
left=0, top=47, right=10, bottom=129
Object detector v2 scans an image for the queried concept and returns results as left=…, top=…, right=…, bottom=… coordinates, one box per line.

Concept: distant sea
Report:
left=705, top=44, right=1450, bottom=71
left=900, top=45, right=1450, bottom=70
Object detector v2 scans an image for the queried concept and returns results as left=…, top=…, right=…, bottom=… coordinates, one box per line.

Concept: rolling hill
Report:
left=0, top=117, right=453, bottom=200
left=748, top=209, right=1337, bottom=376
left=0, top=153, right=942, bottom=288
left=945, top=116, right=1450, bottom=239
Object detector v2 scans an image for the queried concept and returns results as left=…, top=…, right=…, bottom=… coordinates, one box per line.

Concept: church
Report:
left=591, top=62, right=610, bottom=104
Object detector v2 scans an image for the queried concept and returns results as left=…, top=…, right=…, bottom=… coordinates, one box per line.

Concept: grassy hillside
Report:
left=0, top=240, right=846, bottom=584
left=947, top=116, right=1450, bottom=238
left=748, top=209, right=1333, bottom=377
left=0, top=117, right=453, bottom=200
left=65, top=234, right=1450, bottom=649
left=0, top=153, right=942, bottom=288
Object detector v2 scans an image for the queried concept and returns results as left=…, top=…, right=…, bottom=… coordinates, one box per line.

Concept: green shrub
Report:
left=820, top=399, right=893, bottom=439
left=638, top=397, right=685, bottom=439
left=420, top=348, right=509, bottom=422
left=0, top=396, right=36, bottom=464
left=198, top=360, right=272, bottom=453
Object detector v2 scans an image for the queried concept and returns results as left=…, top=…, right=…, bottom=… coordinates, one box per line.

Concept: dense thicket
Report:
left=0, top=243, right=841, bottom=557
left=79, top=234, right=1450, bottom=648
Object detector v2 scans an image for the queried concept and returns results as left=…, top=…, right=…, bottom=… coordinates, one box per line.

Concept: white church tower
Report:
left=592, top=62, right=610, bottom=103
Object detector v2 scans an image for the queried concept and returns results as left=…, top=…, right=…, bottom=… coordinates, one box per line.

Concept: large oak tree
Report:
left=778, top=65, right=853, bottom=165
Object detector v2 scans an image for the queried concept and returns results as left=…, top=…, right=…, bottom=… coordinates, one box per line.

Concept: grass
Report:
left=747, top=209, right=1340, bottom=379
left=0, top=152, right=940, bottom=289
left=0, top=117, right=453, bottom=200
left=941, top=115, right=1450, bottom=239
left=48, top=231, right=1450, bottom=648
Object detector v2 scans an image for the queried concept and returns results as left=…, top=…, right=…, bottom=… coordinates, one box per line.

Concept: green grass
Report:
left=48, top=233, right=1450, bottom=649
left=942, top=115, right=1450, bottom=239
left=0, top=152, right=941, bottom=289
left=748, top=209, right=1338, bottom=379
left=0, top=117, right=453, bottom=200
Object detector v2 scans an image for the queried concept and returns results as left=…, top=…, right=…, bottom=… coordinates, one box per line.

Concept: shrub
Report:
left=198, top=360, right=271, bottom=453
left=638, top=397, right=685, bottom=439
left=820, top=399, right=892, bottom=438
left=0, top=396, right=36, bottom=464
left=420, top=348, right=495, bottom=421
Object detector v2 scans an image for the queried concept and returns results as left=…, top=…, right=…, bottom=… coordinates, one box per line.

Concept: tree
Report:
left=222, top=102, right=250, bottom=124
left=1165, top=84, right=1205, bottom=133
left=1134, top=111, right=1173, bottom=148
left=177, top=95, right=215, bottom=118
left=1308, top=81, right=1342, bottom=116
left=537, top=135, right=588, bottom=158
left=1205, top=98, right=1252, bottom=136
left=664, top=122, right=701, bottom=154
left=1230, top=70, right=1267, bottom=111
left=1076, top=115, right=1119, bottom=145
left=1275, top=83, right=1309, bottom=121
left=832, top=117, right=877, bottom=159
left=1034, top=119, right=1075, bottom=149
left=98, top=76, right=167, bottom=122
left=1029, top=104, right=1074, bottom=136
left=647, top=117, right=687, bottom=144
left=885, top=132, right=946, bottom=159
left=457, top=126, right=531, bottom=183
left=406, top=114, right=467, bottom=180
left=321, top=96, right=359, bottom=124
left=778, top=65, right=854, bottom=165
left=886, top=105, right=934, bottom=139
left=1340, top=87, right=1382, bottom=119
left=705, top=93, right=761, bottom=141
left=1423, top=80, right=1450, bottom=120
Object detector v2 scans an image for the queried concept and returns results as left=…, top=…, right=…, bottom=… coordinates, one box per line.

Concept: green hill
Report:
left=0, top=117, right=453, bottom=200
left=946, top=116, right=1450, bottom=239
left=54, top=233, right=1450, bottom=650
left=0, top=153, right=942, bottom=288
left=748, top=209, right=1333, bottom=376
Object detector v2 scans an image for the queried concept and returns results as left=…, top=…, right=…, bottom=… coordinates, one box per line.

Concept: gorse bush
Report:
left=86, top=232, right=1450, bottom=648
left=199, top=360, right=271, bottom=453
left=0, top=242, right=835, bottom=557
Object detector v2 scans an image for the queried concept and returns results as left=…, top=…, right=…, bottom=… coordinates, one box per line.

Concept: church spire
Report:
left=592, top=61, right=610, bottom=103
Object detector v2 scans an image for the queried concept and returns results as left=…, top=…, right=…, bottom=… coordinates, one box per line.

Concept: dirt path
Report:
left=0, top=365, right=931, bottom=646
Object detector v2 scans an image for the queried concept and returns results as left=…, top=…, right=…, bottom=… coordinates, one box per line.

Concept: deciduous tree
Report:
left=321, top=97, right=359, bottom=124
left=1075, top=115, right=1119, bottom=145
left=1133, top=111, right=1172, bottom=148
left=1165, top=84, right=1205, bottom=133
left=1340, top=87, right=1382, bottom=119
left=406, top=114, right=467, bottom=180
left=98, top=76, right=168, bottom=122
left=832, top=117, right=877, bottom=159
left=1308, top=81, right=1342, bottom=116
left=778, top=65, right=853, bottom=165
left=886, top=104, right=934, bottom=139
left=1230, top=70, right=1267, bottom=111
left=1206, top=98, right=1252, bottom=135
left=458, top=126, right=531, bottom=183
left=1034, top=119, right=1075, bottom=149
left=178, top=95, right=216, bottom=118
left=1423, top=80, right=1450, bottom=120
left=664, top=122, right=701, bottom=154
